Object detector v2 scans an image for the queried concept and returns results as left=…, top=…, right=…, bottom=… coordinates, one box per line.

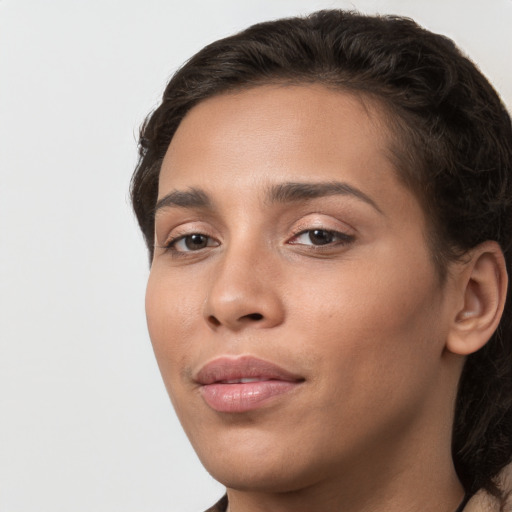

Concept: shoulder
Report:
left=464, top=492, right=501, bottom=512
left=465, top=464, right=512, bottom=512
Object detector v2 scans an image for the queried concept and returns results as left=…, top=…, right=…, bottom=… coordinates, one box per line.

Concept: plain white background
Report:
left=1, top=1, right=511, bottom=511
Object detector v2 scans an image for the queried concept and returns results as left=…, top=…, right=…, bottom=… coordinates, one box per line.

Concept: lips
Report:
left=195, top=356, right=304, bottom=413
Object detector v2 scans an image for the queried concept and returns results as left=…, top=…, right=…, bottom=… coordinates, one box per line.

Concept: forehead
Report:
left=159, top=84, right=406, bottom=210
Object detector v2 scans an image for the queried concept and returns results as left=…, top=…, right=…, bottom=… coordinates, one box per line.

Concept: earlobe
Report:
left=446, top=241, right=508, bottom=356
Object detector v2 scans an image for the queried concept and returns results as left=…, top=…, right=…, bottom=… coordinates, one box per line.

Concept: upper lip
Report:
left=195, top=355, right=304, bottom=385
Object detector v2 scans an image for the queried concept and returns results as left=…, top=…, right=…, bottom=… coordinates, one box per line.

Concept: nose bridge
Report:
left=203, top=234, right=284, bottom=330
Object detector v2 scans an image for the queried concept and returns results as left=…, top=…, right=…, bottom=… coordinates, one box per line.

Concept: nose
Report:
left=203, top=245, right=285, bottom=331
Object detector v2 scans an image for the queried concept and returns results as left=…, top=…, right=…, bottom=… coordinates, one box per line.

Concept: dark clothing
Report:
left=204, top=495, right=228, bottom=512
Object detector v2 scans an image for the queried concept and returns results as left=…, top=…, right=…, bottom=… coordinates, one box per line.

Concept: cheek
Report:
left=145, top=269, right=203, bottom=380
left=284, top=270, right=445, bottom=454
left=288, top=247, right=444, bottom=391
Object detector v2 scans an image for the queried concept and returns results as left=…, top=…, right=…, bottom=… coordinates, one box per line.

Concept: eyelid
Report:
left=155, top=221, right=221, bottom=255
left=288, top=214, right=355, bottom=236
left=154, top=213, right=220, bottom=246
left=166, top=233, right=220, bottom=252
left=287, top=228, right=354, bottom=246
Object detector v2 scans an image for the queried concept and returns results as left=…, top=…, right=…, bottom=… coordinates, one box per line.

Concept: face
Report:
left=146, top=85, right=456, bottom=494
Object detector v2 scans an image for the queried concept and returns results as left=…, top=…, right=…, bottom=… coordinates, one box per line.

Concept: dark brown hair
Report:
left=131, top=9, right=512, bottom=500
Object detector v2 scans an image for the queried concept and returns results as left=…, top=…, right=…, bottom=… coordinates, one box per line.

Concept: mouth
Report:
left=195, top=355, right=305, bottom=413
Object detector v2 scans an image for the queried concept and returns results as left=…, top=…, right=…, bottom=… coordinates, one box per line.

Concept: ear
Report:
left=446, top=241, right=508, bottom=356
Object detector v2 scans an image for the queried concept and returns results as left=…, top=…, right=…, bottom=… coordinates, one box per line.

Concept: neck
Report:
left=225, top=461, right=464, bottom=512
left=225, top=411, right=465, bottom=512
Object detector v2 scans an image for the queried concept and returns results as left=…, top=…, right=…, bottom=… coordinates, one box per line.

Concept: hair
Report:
left=130, top=9, right=512, bottom=502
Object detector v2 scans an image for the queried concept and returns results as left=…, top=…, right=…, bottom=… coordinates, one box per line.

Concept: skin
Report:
left=146, top=84, right=472, bottom=512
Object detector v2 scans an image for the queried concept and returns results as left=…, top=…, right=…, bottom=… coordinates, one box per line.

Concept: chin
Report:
left=193, top=433, right=328, bottom=494
left=205, top=461, right=314, bottom=494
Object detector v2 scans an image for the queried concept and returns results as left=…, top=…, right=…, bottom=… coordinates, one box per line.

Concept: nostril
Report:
left=208, top=315, right=221, bottom=327
left=206, top=312, right=264, bottom=328
left=246, top=313, right=263, bottom=321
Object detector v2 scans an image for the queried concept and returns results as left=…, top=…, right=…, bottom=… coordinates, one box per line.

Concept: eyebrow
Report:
left=268, top=181, right=382, bottom=213
left=154, top=188, right=211, bottom=214
left=154, top=180, right=382, bottom=215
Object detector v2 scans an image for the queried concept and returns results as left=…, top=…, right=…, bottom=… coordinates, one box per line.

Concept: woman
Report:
left=130, top=10, right=512, bottom=512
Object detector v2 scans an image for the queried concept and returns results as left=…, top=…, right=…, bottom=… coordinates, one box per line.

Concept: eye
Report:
left=289, top=229, right=353, bottom=247
left=166, top=233, right=219, bottom=252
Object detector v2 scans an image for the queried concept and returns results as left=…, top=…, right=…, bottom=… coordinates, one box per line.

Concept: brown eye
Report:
left=308, top=230, right=335, bottom=245
left=289, top=229, right=354, bottom=247
left=167, top=233, right=219, bottom=252
left=184, top=234, right=209, bottom=250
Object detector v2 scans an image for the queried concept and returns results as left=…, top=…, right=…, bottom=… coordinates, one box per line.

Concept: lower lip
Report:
left=200, top=380, right=300, bottom=413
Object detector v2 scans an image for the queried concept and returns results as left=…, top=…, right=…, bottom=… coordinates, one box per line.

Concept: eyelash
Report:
left=161, top=227, right=354, bottom=256
left=288, top=228, right=355, bottom=248
left=162, top=233, right=219, bottom=254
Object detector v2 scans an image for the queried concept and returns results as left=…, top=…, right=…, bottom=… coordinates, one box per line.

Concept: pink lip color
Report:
left=196, top=356, right=304, bottom=413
